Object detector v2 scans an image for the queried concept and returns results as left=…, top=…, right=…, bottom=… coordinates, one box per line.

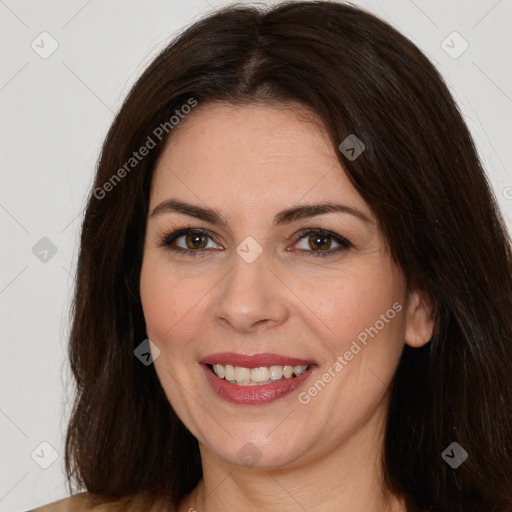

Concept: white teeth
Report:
left=234, top=366, right=251, bottom=383
left=269, top=365, right=283, bottom=380
left=251, top=366, right=270, bottom=382
left=210, top=363, right=309, bottom=385
left=224, top=364, right=235, bottom=381
left=213, top=364, right=225, bottom=379
left=283, top=365, right=293, bottom=378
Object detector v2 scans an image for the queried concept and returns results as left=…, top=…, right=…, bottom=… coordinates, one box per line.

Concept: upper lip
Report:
left=199, top=352, right=316, bottom=368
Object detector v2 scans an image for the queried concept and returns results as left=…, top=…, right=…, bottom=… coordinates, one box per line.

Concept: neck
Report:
left=179, top=399, right=407, bottom=512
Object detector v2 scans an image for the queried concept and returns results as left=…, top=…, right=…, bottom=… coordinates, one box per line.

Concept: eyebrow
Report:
left=149, top=199, right=372, bottom=226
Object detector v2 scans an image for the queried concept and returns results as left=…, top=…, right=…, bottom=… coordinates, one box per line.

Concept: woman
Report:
left=31, top=1, right=512, bottom=511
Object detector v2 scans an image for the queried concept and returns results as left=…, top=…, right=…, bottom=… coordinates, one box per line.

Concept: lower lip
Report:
left=201, top=364, right=316, bottom=405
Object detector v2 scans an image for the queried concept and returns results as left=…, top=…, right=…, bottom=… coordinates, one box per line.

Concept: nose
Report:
left=211, top=248, right=290, bottom=334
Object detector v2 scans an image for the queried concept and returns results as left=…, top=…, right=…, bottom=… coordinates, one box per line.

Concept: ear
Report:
left=404, top=289, right=435, bottom=348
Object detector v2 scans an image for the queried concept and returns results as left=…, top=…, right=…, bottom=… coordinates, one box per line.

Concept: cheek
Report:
left=140, top=263, right=171, bottom=337
left=139, top=256, right=215, bottom=344
left=299, top=262, right=405, bottom=361
left=140, top=258, right=186, bottom=341
left=298, top=271, right=406, bottom=425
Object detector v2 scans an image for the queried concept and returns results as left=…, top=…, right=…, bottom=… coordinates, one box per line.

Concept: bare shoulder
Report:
left=28, top=491, right=175, bottom=512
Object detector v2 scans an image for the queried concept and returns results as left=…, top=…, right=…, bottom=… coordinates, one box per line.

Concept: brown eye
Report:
left=185, top=233, right=208, bottom=249
left=307, top=233, right=331, bottom=251
left=160, top=228, right=222, bottom=256
left=293, top=228, right=352, bottom=258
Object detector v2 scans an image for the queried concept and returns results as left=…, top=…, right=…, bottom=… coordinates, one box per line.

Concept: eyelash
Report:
left=158, top=227, right=352, bottom=258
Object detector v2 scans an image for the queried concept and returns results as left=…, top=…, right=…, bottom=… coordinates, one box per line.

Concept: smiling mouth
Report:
left=207, top=363, right=311, bottom=386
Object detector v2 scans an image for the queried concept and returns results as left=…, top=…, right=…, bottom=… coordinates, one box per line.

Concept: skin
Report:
left=139, top=101, right=434, bottom=512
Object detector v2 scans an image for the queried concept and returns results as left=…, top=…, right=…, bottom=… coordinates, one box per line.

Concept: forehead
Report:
left=150, top=101, right=369, bottom=216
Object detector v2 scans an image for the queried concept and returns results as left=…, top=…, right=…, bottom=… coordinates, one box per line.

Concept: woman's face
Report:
left=140, top=101, right=432, bottom=470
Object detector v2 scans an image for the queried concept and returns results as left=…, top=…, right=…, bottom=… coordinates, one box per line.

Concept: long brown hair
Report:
left=65, top=2, right=512, bottom=511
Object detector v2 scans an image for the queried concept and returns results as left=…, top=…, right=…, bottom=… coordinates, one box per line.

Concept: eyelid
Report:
left=295, top=228, right=350, bottom=245
left=159, top=227, right=222, bottom=249
left=291, top=228, right=352, bottom=256
left=158, top=226, right=352, bottom=257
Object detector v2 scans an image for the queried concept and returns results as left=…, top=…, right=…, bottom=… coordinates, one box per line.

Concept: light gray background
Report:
left=1, top=1, right=511, bottom=510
